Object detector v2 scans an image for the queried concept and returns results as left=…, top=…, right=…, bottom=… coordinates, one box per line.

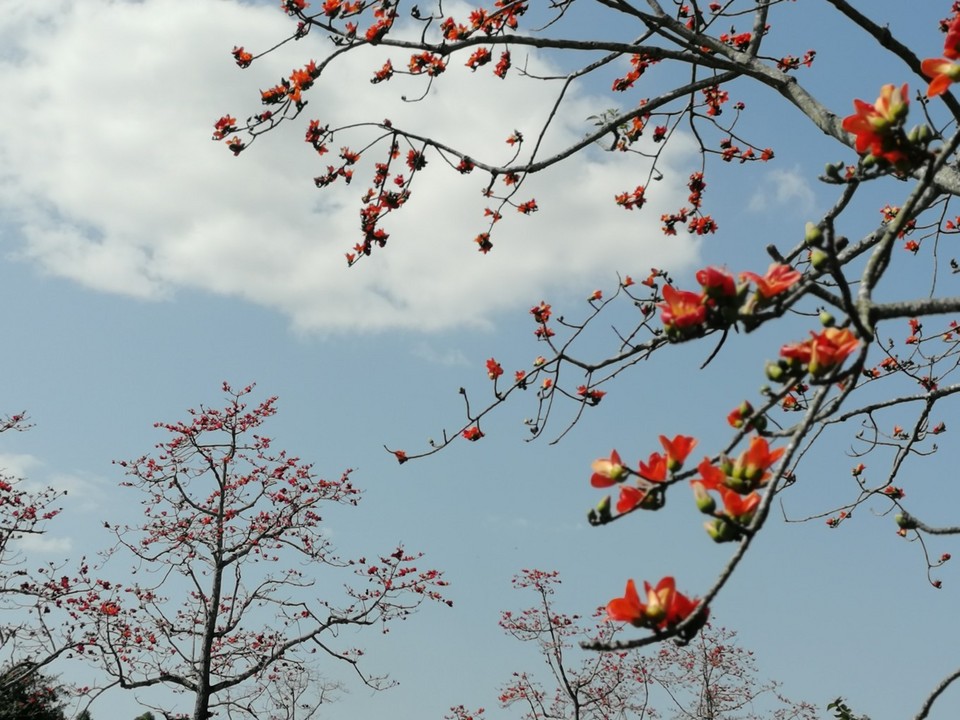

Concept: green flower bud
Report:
left=810, top=249, right=829, bottom=270
left=805, top=222, right=823, bottom=247
left=765, top=361, right=785, bottom=382
left=819, top=310, right=835, bottom=327
left=895, top=512, right=917, bottom=530
left=692, top=483, right=716, bottom=514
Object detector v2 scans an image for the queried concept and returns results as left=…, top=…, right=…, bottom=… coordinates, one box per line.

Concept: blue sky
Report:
left=1, top=0, right=959, bottom=718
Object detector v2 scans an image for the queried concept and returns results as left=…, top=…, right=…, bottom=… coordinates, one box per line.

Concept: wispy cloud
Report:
left=0, top=0, right=702, bottom=333
left=747, top=166, right=816, bottom=214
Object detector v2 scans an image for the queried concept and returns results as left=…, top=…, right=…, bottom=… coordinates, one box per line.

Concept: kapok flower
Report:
left=921, top=57, right=960, bottom=97
left=695, top=458, right=727, bottom=491
left=607, top=577, right=703, bottom=630
left=659, top=434, right=697, bottom=472
left=730, top=436, right=785, bottom=486
left=841, top=84, right=910, bottom=164
left=695, top=266, right=736, bottom=298
left=780, top=328, right=860, bottom=377
left=659, top=284, right=706, bottom=332
left=727, top=401, right=753, bottom=429
left=462, top=426, right=484, bottom=441
left=616, top=485, right=648, bottom=514
left=719, top=487, right=761, bottom=523
left=591, top=450, right=627, bottom=488
left=922, top=15, right=960, bottom=97
left=808, top=328, right=860, bottom=376
left=486, top=358, right=504, bottom=380
left=739, top=263, right=801, bottom=299
left=637, top=452, right=668, bottom=482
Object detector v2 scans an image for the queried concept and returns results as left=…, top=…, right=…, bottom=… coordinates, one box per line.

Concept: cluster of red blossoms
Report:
left=658, top=263, right=801, bottom=338
left=841, top=12, right=960, bottom=171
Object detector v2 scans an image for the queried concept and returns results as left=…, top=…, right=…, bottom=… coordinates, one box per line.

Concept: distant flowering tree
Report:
left=445, top=570, right=815, bottom=720
left=221, top=1, right=960, bottom=715
left=0, top=412, right=94, bottom=698
left=81, top=383, right=449, bottom=720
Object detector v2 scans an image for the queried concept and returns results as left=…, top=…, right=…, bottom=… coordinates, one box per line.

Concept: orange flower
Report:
left=616, top=485, right=648, bottom=513
left=695, top=266, right=736, bottom=298
left=840, top=84, right=909, bottom=164
left=781, top=328, right=860, bottom=377
left=637, top=452, right=668, bottom=482
left=727, top=401, right=753, bottom=428
left=485, top=358, right=504, bottom=380
left=695, top=458, right=726, bottom=491
left=731, top=436, right=784, bottom=485
left=591, top=450, right=627, bottom=488
left=921, top=57, right=960, bottom=97
left=719, top=487, right=761, bottom=523
left=606, top=577, right=702, bottom=629
left=739, top=263, right=801, bottom=299
left=659, top=434, right=697, bottom=471
left=808, top=328, right=860, bottom=376
left=606, top=579, right=645, bottom=626
left=462, top=426, right=484, bottom=441
left=659, top=284, right=706, bottom=331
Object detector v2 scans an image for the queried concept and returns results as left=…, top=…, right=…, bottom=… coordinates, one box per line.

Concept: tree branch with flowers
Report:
left=220, top=0, right=960, bottom=715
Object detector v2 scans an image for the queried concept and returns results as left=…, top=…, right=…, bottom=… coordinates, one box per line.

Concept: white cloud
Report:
left=0, top=0, right=702, bottom=332
left=17, top=533, right=73, bottom=554
left=747, top=166, right=816, bottom=214
left=0, top=453, right=104, bottom=512
left=410, top=342, right=470, bottom=367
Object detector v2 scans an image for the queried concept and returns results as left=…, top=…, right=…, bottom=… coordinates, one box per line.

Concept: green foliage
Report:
left=828, top=697, right=871, bottom=720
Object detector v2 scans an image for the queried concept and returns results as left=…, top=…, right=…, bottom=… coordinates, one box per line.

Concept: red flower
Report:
left=100, top=602, right=120, bottom=616
left=695, top=266, right=736, bottom=298
left=840, top=84, right=910, bottom=164
left=727, top=401, right=753, bottom=428
left=719, top=488, right=761, bottom=523
left=921, top=57, right=960, bottom=97
left=232, top=46, right=253, bottom=68
left=577, top=386, right=606, bottom=405
left=780, top=328, right=860, bottom=377
left=659, top=434, right=697, bottom=471
left=591, top=450, right=626, bottom=488
left=486, top=358, right=504, bottom=380
left=392, top=450, right=408, bottom=464
left=616, top=485, right=648, bottom=514
left=659, top=285, right=706, bottom=332
left=739, top=263, right=801, bottom=299
left=606, top=577, right=702, bottom=630
left=731, top=436, right=785, bottom=486
left=695, top=458, right=726, bottom=491
left=462, top=426, right=484, bottom=441
left=638, top=452, right=667, bottom=482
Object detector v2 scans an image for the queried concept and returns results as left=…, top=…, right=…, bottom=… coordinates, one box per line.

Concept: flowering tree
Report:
left=0, top=412, right=94, bottom=697
left=218, top=1, right=960, bottom=716
left=445, top=570, right=814, bottom=720
left=81, top=383, right=449, bottom=720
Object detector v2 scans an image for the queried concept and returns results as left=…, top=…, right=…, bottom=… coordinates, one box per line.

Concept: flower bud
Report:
left=810, top=249, right=829, bottom=270
left=704, top=518, right=737, bottom=543
left=804, top=222, right=823, bottom=247
left=819, top=310, right=835, bottom=327
left=692, top=482, right=716, bottom=514
left=895, top=512, right=917, bottom=530
left=595, top=495, right=611, bottom=521
left=765, top=361, right=785, bottom=383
